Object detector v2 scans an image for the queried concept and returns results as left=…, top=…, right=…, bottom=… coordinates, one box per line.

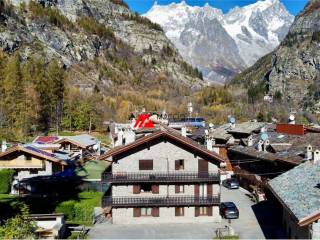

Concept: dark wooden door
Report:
left=198, top=159, right=208, bottom=178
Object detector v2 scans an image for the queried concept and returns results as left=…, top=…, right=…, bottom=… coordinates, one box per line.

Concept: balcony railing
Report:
left=102, top=195, right=220, bottom=208
left=102, top=172, right=220, bottom=184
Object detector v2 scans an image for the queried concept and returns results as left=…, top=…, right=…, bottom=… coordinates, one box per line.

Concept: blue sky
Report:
left=125, top=0, right=308, bottom=15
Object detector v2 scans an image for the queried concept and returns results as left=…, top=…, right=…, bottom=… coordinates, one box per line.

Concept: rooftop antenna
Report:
left=187, top=102, right=193, bottom=118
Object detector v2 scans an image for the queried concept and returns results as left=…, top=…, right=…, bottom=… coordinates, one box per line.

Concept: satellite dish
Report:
left=229, top=117, right=236, bottom=124
left=205, top=129, right=209, bottom=135
left=209, top=123, right=214, bottom=129
left=261, top=133, right=269, bottom=141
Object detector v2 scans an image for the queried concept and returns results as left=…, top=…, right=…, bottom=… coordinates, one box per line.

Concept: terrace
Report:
left=102, top=171, right=220, bottom=184
left=102, top=195, right=220, bottom=208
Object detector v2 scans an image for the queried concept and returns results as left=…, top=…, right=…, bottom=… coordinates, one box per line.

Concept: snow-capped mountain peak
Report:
left=144, top=0, right=294, bottom=84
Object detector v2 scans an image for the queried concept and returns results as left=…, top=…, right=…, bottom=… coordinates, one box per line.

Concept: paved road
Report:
left=88, top=187, right=265, bottom=239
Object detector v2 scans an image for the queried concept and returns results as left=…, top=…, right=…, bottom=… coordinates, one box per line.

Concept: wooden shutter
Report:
left=152, top=184, right=159, bottom=194
left=195, top=207, right=200, bottom=217
left=139, top=160, right=153, bottom=170
left=198, top=159, right=208, bottom=173
left=175, top=207, right=184, bottom=216
left=133, top=208, right=141, bottom=217
left=175, top=207, right=179, bottom=216
left=175, top=160, right=180, bottom=170
left=207, top=184, right=213, bottom=196
left=207, top=207, right=213, bottom=216
left=152, top=207, right=159, bottom=217
left=133, top=185, right=141, bottom=194
left=175, top=185, right=180, bottom=194
left=194, top=184, right=200, bottom=197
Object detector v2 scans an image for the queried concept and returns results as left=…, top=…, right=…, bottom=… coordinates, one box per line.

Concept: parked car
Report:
left=220, top=202, right=239, bottom=219
left=222, top=178, right=240, bottom=189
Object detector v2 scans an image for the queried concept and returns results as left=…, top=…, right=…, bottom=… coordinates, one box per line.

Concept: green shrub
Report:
left=0, top=170, right=15, bottom=194
left=55, top=200, right=76, bottom=220
left=123, top=12, right=163, bottom=32
left=55, top=191, right=102, bottom=225
left=28, top=1, right=74, bottom=29
left=77, top=17, right=115, bottom=41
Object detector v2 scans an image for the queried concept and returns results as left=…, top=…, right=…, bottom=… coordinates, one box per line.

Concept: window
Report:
left=141, top=208, right=152, bottom=216
left=175, top=207, right=184, bottom=216
left=25, top=155, right=32, bottom=161
left=141, top=183, right=152, bottom=193
left=195, top=207, right=213, bottom=217
left=175, top=159, right=184, bottom=170
left=175, top=185, right=184, bottom=193
left=139, top=160, right=153, bottom=170
left=200, top=207, right=208, bottom=215
left=133, top=184, right=159, bottom=194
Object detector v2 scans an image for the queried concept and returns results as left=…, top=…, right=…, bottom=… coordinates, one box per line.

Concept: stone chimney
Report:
left=181, top=126, right=187, bottom=137
left=313, top=149, right=320, bottom=163
left=263, top=139, right=270, bottom=152
left=288, top=114, right=295, bottom=125
left=116, top=129, right=124, bottom=147
left=257, top=140, right=263, bottom=152
left=206, top=138, right=213, bottom=151
left=306, top=145, right=313, bottom=160
left=247, top=135, right=254, bottom=147
left=1, top=140, right=7, bottom=153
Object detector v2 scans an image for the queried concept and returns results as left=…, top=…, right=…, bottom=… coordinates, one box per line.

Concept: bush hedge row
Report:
left=55, top=191, right=102, bottom=225
left=0, top=169, right=15, bottom=194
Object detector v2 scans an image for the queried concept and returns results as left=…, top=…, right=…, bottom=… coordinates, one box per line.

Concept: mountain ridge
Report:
left=144, top=0, right=294, bottom=84
left=232, top=0, right=320, bottom=111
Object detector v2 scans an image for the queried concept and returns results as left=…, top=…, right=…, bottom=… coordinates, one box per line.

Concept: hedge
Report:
left=55, top=200, right=76, bottom=220
left=0, top=170, right=15, bottom=194
left=55, top=191, right=102, bottom=225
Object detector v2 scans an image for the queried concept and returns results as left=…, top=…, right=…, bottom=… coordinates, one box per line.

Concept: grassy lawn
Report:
left=214, top=235, right=240, bottom=239
left=0, top=194, right=18, bottom=204
left=55, top=191, right=103, bottom=226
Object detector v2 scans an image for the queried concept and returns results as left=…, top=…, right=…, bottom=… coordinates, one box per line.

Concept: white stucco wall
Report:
left=112, top=206, right=220, bottom=224
left=16, top=161, right=53, bottom=180
left=312, top=221, right=320, bottom=239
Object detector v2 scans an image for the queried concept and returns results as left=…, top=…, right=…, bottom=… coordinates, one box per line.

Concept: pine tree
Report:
left=2, top=53, right=26, bottom=137
left=47, top=59, right=65, bottom=134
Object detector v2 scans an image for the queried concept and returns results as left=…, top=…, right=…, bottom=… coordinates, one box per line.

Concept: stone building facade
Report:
left=100, top=128, right=225, bottom=224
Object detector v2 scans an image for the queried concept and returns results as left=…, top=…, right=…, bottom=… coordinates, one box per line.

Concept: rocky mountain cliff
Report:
left=1, top=0, right=203, bottom=88
left=232, top=0, right=320, bottom=110
left=144, top=0, right=294, bottom=84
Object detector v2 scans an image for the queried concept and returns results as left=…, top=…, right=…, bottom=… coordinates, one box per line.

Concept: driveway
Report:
left=88, top=187, right=265, bottom=239
left=221, top=187, right=265, bottom=239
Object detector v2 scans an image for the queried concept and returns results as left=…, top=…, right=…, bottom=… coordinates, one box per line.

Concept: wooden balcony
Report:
left=102, top=171, right=220, bottom=184
left=102, top=195, right=220, bottom=208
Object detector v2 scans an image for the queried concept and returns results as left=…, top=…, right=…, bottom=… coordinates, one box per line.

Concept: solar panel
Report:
left=25, top=146, right=56, bottom=158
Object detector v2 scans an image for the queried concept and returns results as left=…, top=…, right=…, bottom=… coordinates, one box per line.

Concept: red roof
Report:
left=134, top=114, right=155, bottom=129
left=276, top=124, right=305, bottom=135
left=34, top=136, right=59, bottom=144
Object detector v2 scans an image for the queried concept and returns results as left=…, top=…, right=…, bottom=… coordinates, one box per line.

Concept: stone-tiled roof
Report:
left=227, top=122, right=267, bottom=135
left=269, top=161, right=320, bottom=222
left=56, top=134, right=99, bottom=148
left=229, top=130, right=320, bottom=165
